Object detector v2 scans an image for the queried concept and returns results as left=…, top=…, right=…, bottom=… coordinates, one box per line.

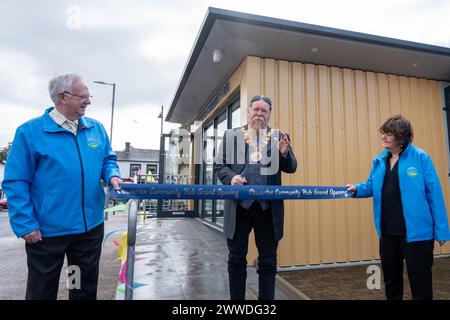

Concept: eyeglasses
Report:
left=63, top=91, right=93, bottom=100
left=381, top=132, right=394, bottom=137
left=250, top=95, right=272, bottom=107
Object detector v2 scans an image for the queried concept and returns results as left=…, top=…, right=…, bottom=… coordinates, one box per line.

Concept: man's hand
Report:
left=110, top=176, right=122, bottom=190
left=231, top=175, right=247, bottom=186
left=276, top=132, right=290, bottom=158
left=22, top=230, right=42, bottom=244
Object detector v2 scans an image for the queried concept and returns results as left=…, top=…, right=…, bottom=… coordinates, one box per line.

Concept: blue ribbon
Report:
left=109, top=184, right=352, bottom=200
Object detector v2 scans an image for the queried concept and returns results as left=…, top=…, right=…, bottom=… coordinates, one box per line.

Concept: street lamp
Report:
left=94, top=81, right=116, bottom=145
left=157, top=105, right=164, bottom=136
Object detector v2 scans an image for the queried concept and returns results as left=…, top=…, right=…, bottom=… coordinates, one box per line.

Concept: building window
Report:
left=146, top=164, right=157, bottom=175
left=230, top=99, right=240, bottom=128
left=198, top=95, right=240, bottom=226
left=202, top=123, right=215, bottom=222
left=130, top=164, right=141, bottom=177
left=146, top=164, right=158, bottom=183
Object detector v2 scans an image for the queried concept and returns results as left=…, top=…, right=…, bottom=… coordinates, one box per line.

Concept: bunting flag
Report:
left=116, top=282, right=147, bottom=292
left=118, top=261, right=147, bottom=288
left=102, top=226, right=128, bottom=247
left=104, top=203, right=129, bottom=213
left=117, top=231, right=128, bottom=261
left=119, top=260, right=127, bottom=284
left=117, top=284, right=125, bottom=294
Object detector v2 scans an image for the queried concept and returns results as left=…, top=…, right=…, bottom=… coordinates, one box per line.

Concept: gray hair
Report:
left=48, top=74, right=83, bottom=104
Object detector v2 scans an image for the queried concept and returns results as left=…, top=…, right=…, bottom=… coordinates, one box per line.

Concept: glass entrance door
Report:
left=156, top=130, right=195, bottom=218
left=202, top=123, right=214, bottom=222
left=198, top=96, right=240, bottom=227
left=214, top=111, right=227, bottom=226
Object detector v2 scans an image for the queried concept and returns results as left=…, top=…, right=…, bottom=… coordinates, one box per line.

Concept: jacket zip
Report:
left=72, top=134, right=88, bottom=232
left=396, top=156, right=410, bottom=243
left=379, top=158, right=385, bottom=236
left=379, top=155, right=409, bottom=243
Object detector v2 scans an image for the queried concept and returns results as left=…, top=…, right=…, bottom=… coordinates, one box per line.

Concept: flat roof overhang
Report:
left=167, top=7, right=450, bottom=125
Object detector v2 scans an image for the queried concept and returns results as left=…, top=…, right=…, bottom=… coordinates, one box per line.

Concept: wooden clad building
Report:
left=166, top=7, right=450, bottom=266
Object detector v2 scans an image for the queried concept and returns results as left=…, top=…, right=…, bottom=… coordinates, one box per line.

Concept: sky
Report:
left=0, top=0, right=449, bottom=151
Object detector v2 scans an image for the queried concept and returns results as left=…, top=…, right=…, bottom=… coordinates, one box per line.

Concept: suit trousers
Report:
left=25, top=223, right=104, bottom=300
left=379, top=235, right=434, bottom=300
left=227, top=202, right=278, bottom=300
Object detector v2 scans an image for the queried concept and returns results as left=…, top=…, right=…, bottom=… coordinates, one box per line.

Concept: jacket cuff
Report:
left=105, top=172, right=121, bottom=186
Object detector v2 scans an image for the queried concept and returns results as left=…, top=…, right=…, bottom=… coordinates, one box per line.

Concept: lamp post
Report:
left=157, top=105, right=164, bottom=136
left=94, top=81, right=116, bottom=145
left=157, top=105, right=164, bottom=212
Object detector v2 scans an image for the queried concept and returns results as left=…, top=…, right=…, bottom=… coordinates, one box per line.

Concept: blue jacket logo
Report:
left=406, top=167, right=418, bottom=177
left=88, top=138, right=99, bottom=149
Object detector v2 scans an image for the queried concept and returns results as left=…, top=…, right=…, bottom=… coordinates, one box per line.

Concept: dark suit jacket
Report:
left=214, top=126, right=297, bottom=240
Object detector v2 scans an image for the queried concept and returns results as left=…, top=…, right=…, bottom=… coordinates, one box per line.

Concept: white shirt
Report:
left=49, top=108, right=79, bottom=135
left=247, top=127, right=269, bottom=147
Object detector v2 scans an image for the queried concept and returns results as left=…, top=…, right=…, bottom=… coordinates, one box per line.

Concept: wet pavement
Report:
left=10, top=208, right=432, bottom=301
left=115, top=218, right=295, bottom=300
left=0, top=212, right=27, bottom=300
left=278, top=256, right=450, bottom=300
left=0, top=209, right=294, bottom=300
left=0, top=210, right=126, bottom=300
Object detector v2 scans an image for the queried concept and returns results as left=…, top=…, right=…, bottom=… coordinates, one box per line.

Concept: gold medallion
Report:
left=250, top=151, right=263, bottom=162
left=241, top=126, right=275, bottom=163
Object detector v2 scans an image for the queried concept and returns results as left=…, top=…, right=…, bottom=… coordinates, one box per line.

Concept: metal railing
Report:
left=125, top=199, right=138, bottom=300
left=133, top=173, right=193, bottom=185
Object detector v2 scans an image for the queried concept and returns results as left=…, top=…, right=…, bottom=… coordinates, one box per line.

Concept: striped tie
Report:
left=65, top=120, right=78, bottom=135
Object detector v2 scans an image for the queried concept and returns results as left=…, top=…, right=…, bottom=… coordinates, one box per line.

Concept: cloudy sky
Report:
left=0, top=0, right=449, bottom=151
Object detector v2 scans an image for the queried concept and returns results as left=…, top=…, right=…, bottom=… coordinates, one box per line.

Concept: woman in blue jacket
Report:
left=347, top=115, right=449, bottom=300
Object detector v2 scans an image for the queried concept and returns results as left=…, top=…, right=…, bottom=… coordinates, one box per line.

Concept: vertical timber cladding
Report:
left=241, top=56, right=450, bottom=267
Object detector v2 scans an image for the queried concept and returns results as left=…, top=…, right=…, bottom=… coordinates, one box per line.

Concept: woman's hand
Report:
left=346, top=184, right=357, bottom=194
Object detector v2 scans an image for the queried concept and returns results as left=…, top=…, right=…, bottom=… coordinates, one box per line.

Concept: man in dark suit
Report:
left=215, top=95, right=297, bottom=300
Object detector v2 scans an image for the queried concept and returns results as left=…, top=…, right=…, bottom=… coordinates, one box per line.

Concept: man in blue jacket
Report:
left=2, top=74, right=121, bottom=300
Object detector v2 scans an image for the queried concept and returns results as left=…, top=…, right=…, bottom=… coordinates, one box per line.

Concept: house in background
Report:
left=115, top=142, right=159, bottom=181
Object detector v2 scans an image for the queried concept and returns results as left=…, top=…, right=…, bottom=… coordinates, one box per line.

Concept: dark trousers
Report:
left=227, top=202, right=278, bottom=300
left=25, top=223, right=104, bottom=300
left=379, top=235, right=434, bottom=300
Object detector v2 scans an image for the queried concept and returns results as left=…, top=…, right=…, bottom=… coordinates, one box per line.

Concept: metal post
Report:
left=160, top=105, right=163, bottom=135
left=110, top=83, right=116, bottom=145
left=93, top=81, right=116, bottom=145
left=125, top=199, right=138, bottom=300
left=157, top=134, right=166, bottom=216
left=104, top=189, right=110, bottom=221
